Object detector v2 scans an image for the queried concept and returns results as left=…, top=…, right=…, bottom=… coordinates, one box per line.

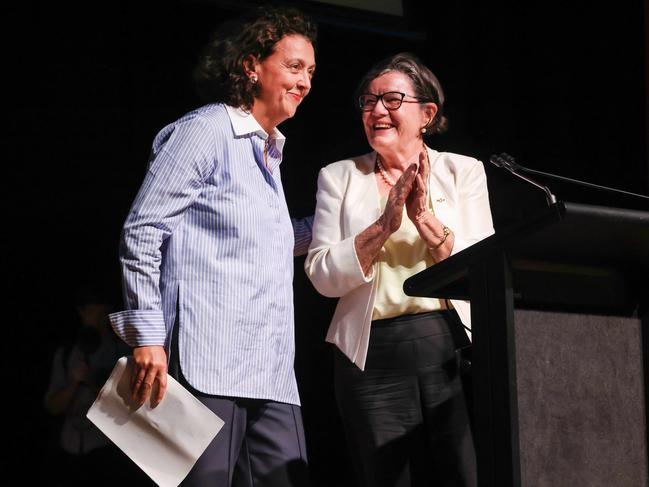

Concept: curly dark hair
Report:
left=193, top=6, right=317, bottom=110
left=354, top=52, right=448, bottom=136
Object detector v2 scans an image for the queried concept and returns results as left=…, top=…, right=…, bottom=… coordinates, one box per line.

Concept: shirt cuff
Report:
left=109, top=310, right=167, bottom=348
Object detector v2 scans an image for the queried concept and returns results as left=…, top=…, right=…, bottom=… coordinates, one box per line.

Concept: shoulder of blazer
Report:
left=427, top=147, right=481, bottom=174
left=322, top=152, right=375, bottom=179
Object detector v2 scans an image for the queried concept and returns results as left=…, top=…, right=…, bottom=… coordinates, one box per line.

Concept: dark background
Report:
left=4, top=0, right=647, bottom=484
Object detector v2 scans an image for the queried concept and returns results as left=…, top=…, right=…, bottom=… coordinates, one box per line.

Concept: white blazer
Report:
left=305, top=147, right=495, bottom=370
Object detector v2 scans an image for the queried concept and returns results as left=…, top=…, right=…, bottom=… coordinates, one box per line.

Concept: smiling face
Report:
left=361, top=71, right=437, bottom=161
left=249, top=34, right=316, bottom=132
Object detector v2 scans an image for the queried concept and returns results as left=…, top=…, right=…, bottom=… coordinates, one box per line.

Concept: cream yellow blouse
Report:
left=372, top=195, right=445, bottom=320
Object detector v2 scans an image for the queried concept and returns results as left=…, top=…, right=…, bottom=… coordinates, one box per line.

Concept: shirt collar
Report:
left=225, top=105, right=286, bottom=153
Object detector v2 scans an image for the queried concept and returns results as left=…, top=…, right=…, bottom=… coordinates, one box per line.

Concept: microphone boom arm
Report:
left=489, top=154, right=557, bottom=206
left=519, top=166, right=649, bottom=201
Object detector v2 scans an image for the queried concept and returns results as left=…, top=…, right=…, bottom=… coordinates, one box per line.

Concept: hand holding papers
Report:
left=87, top=356, right=224, bottom=487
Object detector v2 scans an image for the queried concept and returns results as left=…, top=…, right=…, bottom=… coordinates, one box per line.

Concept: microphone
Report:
left=490, top=153, right=557, bottom=206
left=490, top=153, right=649, bottom=203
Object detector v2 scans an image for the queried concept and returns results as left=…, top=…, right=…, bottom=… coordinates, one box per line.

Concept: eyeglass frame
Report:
left=357, top=91, right=429, bottom=111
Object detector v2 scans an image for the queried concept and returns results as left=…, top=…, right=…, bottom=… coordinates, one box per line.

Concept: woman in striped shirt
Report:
left=110, top=6, right=316, bottom=486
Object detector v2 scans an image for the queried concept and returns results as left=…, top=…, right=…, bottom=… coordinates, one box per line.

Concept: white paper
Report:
left=87, top=356, right=224, bottom=487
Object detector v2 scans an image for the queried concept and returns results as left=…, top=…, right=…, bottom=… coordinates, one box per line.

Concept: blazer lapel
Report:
left=345, top=153, right=381, bottom=236
left=427, top=147, right=453, bottom=228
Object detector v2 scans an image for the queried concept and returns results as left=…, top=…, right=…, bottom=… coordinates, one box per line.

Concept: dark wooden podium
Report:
left=404, top=201, right=649, bottom=486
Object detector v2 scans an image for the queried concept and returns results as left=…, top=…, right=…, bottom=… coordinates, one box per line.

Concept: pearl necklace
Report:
left=376, top=155, right=397, bottom=187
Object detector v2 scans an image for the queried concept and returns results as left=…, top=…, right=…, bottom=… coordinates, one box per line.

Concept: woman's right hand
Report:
left=131, top=345, right=168, bottom=408
left=355, top=163, right=418, bottom=276
left=379, top=163, right=418, bottom=234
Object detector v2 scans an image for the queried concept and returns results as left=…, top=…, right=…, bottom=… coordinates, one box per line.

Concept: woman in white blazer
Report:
left=305, top=53, right=494, bottom=487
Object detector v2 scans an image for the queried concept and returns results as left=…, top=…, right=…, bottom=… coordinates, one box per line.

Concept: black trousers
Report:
left=334, top=311, right=476, bottom=487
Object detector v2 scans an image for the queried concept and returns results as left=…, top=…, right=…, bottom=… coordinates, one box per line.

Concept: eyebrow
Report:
left=285, top=58, right=316, bottom=69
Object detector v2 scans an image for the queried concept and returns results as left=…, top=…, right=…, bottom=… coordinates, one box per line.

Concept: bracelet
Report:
left=429, top=225, right=450, bottom=251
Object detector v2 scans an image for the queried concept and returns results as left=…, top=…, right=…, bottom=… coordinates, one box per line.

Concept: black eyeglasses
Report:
left=358, top=91, right=426, bottom=111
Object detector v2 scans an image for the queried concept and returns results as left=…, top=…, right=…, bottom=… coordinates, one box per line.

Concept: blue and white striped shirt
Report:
left=109, top=104, right=311, bottom=405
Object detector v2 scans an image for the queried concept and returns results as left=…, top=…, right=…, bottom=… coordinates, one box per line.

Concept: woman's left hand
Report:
left=406, top=150, right=430, bottom=223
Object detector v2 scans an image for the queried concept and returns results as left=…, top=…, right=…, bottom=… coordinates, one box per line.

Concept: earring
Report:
left=250, top=74, right=258, bottom=84
left=420, top=127, right=427, bottom=134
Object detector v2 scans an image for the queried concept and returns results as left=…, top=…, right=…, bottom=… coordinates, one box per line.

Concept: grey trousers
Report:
left=169, top=339, right=308, bottom=486
left=334, top=311, right=477, bottom=487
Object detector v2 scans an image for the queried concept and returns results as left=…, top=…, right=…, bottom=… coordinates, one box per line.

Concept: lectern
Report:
left=404, top=201, right=649, bottom=486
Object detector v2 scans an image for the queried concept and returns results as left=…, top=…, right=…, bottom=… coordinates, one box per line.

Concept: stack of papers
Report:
left=87, top=356, right=224, bottom=487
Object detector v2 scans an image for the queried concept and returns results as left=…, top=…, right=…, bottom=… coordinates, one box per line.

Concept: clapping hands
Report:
left=382, top=149, right=430, bottom=234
